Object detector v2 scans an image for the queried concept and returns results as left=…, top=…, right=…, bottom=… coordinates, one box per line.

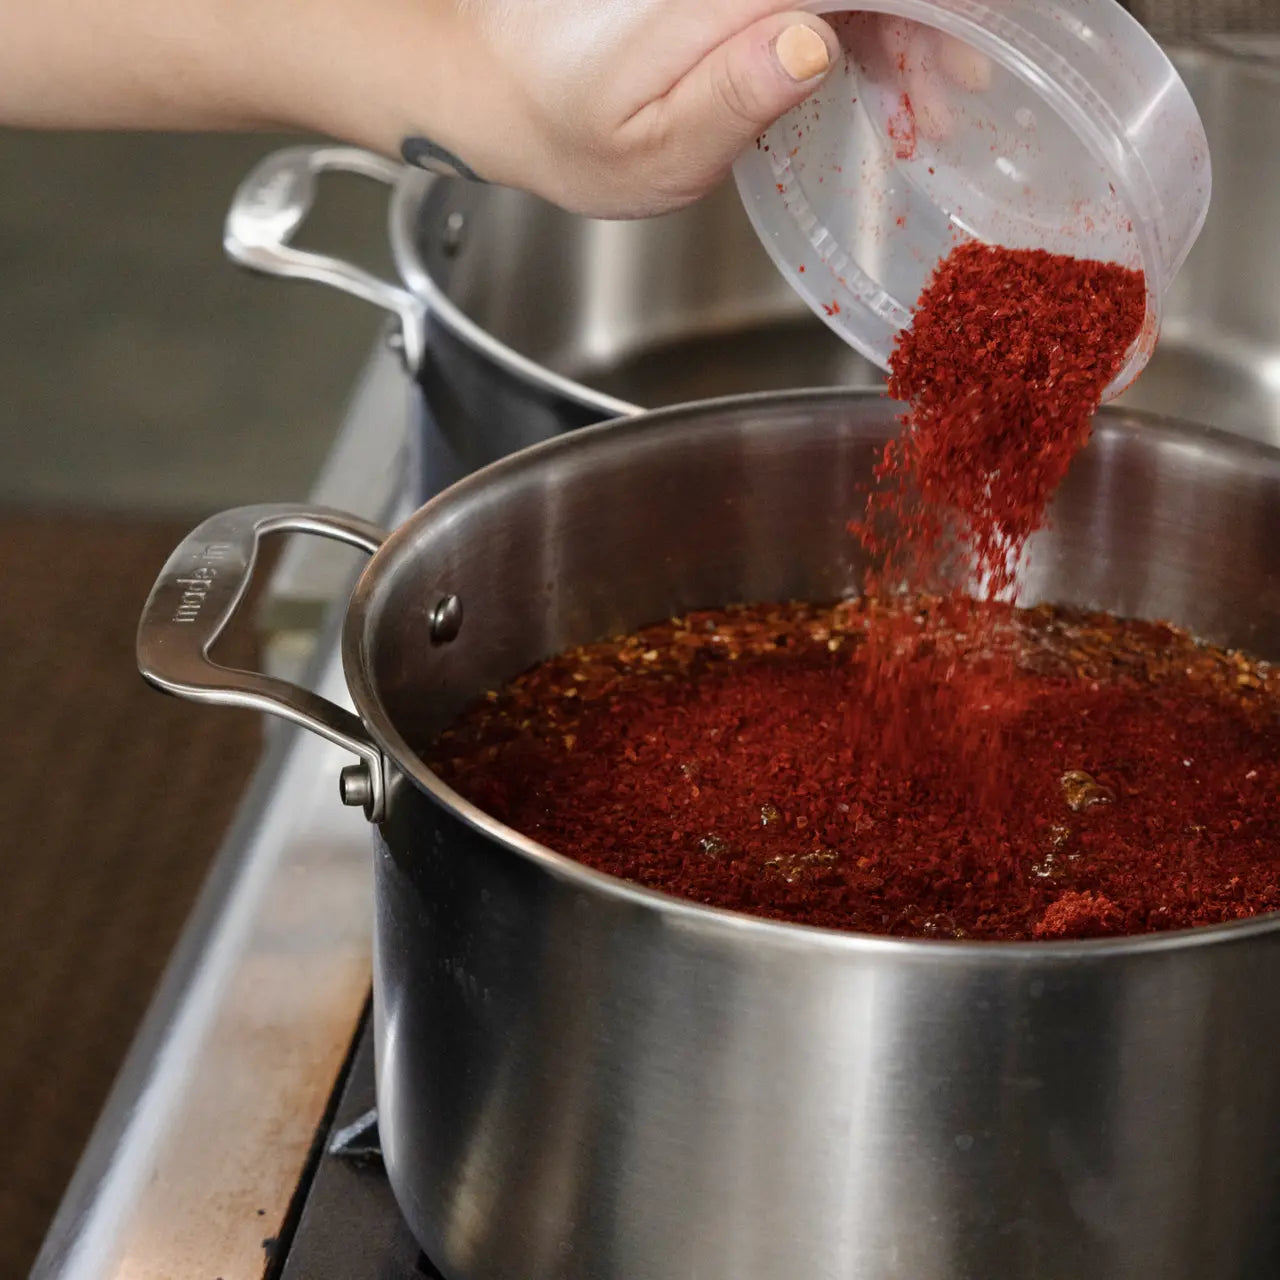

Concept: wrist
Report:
left=267, top=0, right=487, bottom=166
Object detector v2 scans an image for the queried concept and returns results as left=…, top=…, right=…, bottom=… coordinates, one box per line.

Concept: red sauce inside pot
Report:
left=428, top=597, right=1280, bottom=941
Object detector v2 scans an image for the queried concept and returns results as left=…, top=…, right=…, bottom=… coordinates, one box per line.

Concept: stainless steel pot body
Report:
left=226, top=42, right=1280, bottom=486
left=140, top=391, right=1280, bottom=1279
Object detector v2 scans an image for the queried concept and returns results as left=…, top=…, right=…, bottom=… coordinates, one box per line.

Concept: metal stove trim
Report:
left=31, top=340, right=413, bottom=1280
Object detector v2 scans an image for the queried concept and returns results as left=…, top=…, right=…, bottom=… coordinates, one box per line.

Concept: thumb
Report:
left=652, top=14, right=837, bottom=187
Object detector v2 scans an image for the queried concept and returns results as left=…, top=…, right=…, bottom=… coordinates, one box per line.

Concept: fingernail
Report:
left=775, top=24, right=831, bottom=82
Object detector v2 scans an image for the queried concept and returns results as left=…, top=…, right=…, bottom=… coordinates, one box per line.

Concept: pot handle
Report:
left=223, top=145, right=428, bottom=372
left=136, top=503, right=390, bottom=820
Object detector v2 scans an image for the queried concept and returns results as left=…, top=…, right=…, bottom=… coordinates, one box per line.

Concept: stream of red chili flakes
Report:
left=428, top=597, right=1280, bottom=941
left=834, top=241, right=1152, bottom=872
left=859, top=242, right=1147, bottom=596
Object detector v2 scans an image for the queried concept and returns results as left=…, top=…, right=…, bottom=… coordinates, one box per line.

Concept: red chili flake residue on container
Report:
left=858, top=242, right=1146, bottom=597
left=887, top=93, right=918, bottom=160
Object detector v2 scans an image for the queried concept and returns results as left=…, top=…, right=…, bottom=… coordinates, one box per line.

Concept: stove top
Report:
left=273, top=1006, right=440, bottom=1280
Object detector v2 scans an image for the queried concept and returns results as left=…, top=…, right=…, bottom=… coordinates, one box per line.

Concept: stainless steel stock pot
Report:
left=139, top=391, right=1280, bottom=1280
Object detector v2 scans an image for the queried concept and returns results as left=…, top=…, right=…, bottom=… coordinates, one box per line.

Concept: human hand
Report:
left=0, top=0, right=833, bottom=219
left=0, top=0, right=988, bottom=222
left=328, top=3, right=992, bottom=211
left=318, top=0, right=840, bottom=219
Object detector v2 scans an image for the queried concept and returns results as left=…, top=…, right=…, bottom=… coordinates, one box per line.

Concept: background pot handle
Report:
left=223, top=145, right=428, bottom=372
left=136, top=504, right=390, bottom=820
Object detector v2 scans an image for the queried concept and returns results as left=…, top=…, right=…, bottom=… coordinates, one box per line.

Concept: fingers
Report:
left=775, top=23, right=834, bottom=82
left=936, top=33, right=992, bottom=93
left=684, top=11, right=837, bottom=134
left=906, top=27, right=953, bottom=142
left=629, top=11, right=837, bottom=205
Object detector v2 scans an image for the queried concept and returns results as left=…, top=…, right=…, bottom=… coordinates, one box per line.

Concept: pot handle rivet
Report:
left=441, top=211, right=467, bottom=257
left=339, top=763, right=375, bottom=809
left=430, top=595, right=464, bottom=645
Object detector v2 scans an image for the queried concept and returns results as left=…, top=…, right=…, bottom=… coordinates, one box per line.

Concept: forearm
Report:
left=0, top=0, right=270, bottom=130
left=0, top=0, right=467, bottom=150
left=0, top=0, right=838, bottom=219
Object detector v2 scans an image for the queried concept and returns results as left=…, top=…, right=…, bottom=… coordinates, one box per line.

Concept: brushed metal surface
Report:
left=136, top=390, right=1280, bottom=1278
left=1127, top=0, right=1278, bottom=37
left=1117, top=44, right=1280, bottom=438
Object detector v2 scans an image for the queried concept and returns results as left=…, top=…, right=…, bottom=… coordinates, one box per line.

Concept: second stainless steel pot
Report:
left=139, top=390, right=1280, bottom=1280
left=225, top=42, right=1280, bottom=478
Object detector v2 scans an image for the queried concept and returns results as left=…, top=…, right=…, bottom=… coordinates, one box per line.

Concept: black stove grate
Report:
left=271, top=1002, right=442, bottom=1280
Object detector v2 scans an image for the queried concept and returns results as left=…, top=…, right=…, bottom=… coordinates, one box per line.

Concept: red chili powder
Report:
left=860, top=243, right=1146, bottom=597
left=428, top=598, right=1280, bottom=942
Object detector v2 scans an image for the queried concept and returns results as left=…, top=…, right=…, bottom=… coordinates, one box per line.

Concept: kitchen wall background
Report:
left=0, top=129, right=386, bottom=510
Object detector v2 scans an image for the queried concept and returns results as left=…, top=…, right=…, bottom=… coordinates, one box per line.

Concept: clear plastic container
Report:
left=732, top=0, right=1211, bottom=398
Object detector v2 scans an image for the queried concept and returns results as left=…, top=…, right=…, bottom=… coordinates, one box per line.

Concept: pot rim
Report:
left=345, top=387, right=1280, bottom=960
left=386, top=171, right=641, bottom=421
